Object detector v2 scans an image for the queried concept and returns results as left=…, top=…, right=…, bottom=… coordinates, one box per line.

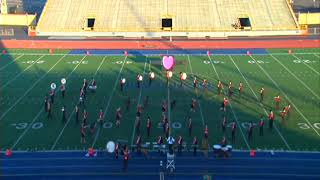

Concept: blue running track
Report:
left=2, top=150, right=320, bottom=180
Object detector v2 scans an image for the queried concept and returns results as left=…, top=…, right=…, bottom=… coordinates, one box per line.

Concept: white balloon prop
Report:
left=106, top=141, right=115, bottom=153
left=61, top=78, right=66, bottom=85
left=50, top=83, right=56, bottom=90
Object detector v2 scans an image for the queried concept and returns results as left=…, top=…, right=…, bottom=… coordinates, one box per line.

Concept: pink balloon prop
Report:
left=162, top=56, right=175, bottom=70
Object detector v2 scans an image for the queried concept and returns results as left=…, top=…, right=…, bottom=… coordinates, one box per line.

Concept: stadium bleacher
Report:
left=35, top=0, right=301, bottom=37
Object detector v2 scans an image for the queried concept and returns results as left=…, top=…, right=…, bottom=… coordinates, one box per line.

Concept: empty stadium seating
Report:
left=36, top=0, right=301, bottom=37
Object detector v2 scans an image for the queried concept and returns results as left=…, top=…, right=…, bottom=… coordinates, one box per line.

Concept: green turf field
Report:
left=1, top=49, right=319, bottom=152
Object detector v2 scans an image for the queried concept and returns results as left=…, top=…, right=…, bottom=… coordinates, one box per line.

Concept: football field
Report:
left=1, top=48, right=319, bottom=152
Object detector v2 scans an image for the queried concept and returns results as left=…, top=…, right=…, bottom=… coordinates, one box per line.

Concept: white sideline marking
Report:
left=10, top=55, right=69, bottom=149
left=51, top=56, right=106, bottom=150
left=248, top=55, right=320, bottom=137
left=0, top=55, right=67, bottom=122
left=0, top=54, right=24, bottom=71
left=130, top=57, right=148, bottom=147
left=228, top=55, right=291, bottom=150
left=1, top=55, right=45, bottom=90
left=292, top=54, right=320, bottom=75
left=207, top=55, right=251, bottom=150
left=5, top=52, right=320, bottom=56
left=91, top=56, right=127, bottom=148
left=187, top=55, right=205, bottom=126
left=270, top=55, right=320, bottom=100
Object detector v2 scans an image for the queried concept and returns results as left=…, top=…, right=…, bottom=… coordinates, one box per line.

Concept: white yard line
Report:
left=292, top=54, right=320, bottom=75
left=228, top=55, right=291, bottom=150
left=0, top=55, right=67, bottom=122
left=187, top=55, right=205, bottom=127
left=207, top=55, right=251, bottom=150
left=130, top=57, right=148, bottom=147
left=91, top=56, right=128, bottom=148
left=270, top=55, right=320, bottom=100
left=0, top=54, right=24, bottom=71
left=1, top=55, right=45, bottom=90
left=313, top=53, right=320, bottom=59
left=248, top=55, right=320, bottom=136
left=50, top=56, right=107, bottom=150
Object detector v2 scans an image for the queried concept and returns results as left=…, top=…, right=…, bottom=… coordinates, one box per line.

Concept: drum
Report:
left=226, top=145, right=232, bottom=152
left=50, top=83, right=56, bottom=90
left=213, top=144, right=221, bottom=153
left=221, top=147, right=228, bottom=152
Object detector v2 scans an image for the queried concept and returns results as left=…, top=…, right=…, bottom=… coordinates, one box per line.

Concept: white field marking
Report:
left=0, top=54, right=24, bottom=71
left=0, top=55, right=67, bottom=122
left=11, top=110, right=43, bottom=149
left=249, top=55, right=320, bottom=136
left=12, top=56, right=87, bottom=150
left=91, top=56, right=128, bottom=148
left=228, top=55, right=291, bottom=150
left=0, top=55, right=45, bottom=89
left=130, top=57, right=148, bottom=147
left=5, top=52, right=320, bottom=56
left=207, top=55, right=251, bottom=150
left=51, top=56, right=107, bottom=150
left=271, top=55, right=320, bottom=100
left=187, top=55, right=205, bottom=127
left=292, top=54, right=320, bottom=75
left=313, top=54, right=320, bottom=58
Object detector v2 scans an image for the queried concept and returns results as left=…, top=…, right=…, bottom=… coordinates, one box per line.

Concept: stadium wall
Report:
left=0, top=39, right=319, bottom=50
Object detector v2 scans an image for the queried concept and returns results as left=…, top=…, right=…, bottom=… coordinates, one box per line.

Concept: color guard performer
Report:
left=202, top=78, right=208, bottom=91
left=238, top=81, right=243, bottom=97
left=188, top=117, right=192, bottom=136
left=274, top=95, right=281, bottom=110
left=61, top=84, right=66, bottom=98
left=135, top=135, right=142, bottom=153
left=217, top=80, right=223, bottom=95
left=49, top=89, right=55, bottom=104
left=204, top=124, right=209, bottom=139
left=97, top=108, right=104, bottom=126
left=231, top=121, right=236, bottom=143
left=259, top=114, right=264, bottom=136
left=260, top=87, right=265, bottom=102
left=228, top=80, right=233, bottom=97
left=146, top=116, right=151, bottom=137
left=61, top=106, right=66, bottom=123
left=116, top=107, right=122, bottom=128
left=83, top=109, right=88, bottom=126
left=221, top=116, right=227, bottom=134
left=190, top=98, right=197, bottom=112
left=192, top=136, right=198, bottom=156
left=268, top=110, right=275, bottom=130
left=177, top=136, right=183, bottom=154
left=75, top=105, right=79, bottom=123
left=193, top=77, right=198, bottom=90
left=44, top=95, right=48, bottom=112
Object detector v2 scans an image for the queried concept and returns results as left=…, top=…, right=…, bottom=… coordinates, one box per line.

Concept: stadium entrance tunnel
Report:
left=162, top=18, right=172, bottom=30
left=85, top=18, right=95, bottom=30
left=239, top=17, right=251, bottom=30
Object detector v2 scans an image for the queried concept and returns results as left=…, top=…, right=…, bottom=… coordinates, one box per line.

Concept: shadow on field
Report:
left=0, top=48, right=319, bottom=152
